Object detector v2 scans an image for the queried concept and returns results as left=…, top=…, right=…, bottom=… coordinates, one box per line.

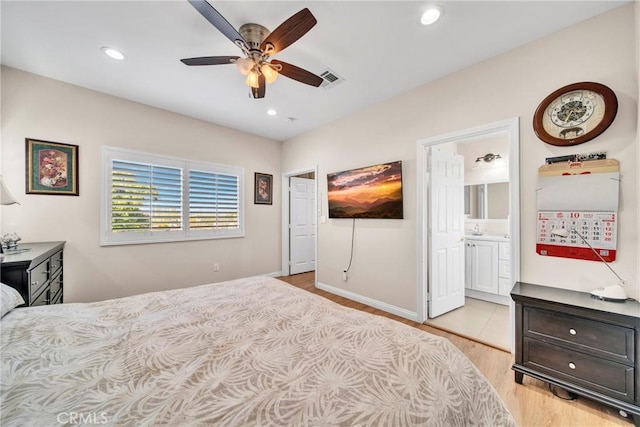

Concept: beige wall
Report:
left=1, top=67, right=282, bottom=303
left=283, top=3, right=639, bottom=312
left=1, top=4, right=637, bottom=312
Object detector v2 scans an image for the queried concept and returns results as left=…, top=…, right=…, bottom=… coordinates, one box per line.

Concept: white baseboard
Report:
left=262, top=271, right=283, bottom=278
left=317, top=281, right=419, bottom=322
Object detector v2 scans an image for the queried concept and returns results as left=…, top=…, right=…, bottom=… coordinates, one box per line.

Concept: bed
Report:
left=1, top=276, right=515, bottom=426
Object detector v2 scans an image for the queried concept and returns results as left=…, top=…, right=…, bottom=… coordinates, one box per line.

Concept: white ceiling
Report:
left=1, top=1, right=628, bottom=142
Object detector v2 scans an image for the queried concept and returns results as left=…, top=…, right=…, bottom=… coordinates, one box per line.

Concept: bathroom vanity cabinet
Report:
left=465, top=236, right=510, bottom=305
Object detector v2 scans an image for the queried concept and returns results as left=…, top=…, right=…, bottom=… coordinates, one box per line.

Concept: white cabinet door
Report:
left=467, top=239, right=499, bottom=294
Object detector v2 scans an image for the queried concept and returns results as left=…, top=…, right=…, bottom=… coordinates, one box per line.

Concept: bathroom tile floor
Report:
left=424, top=297, right=510, bottom=351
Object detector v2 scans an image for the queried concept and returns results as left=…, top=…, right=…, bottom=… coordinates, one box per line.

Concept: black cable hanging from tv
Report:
left=345, top=218, right=356, bottom=274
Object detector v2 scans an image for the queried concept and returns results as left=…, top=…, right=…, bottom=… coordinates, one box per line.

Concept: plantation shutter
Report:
left=189, top=170, right=239, bottom=230
left=111, top=160, right=183, bottom=233
left=102, top=146, right=244, bottom=245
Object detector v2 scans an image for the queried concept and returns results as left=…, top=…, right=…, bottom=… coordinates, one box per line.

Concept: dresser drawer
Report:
left=498, top=259, right=510, bottom=279
left=50, top=272, right=62, bottom=299
left=31, top=286, right=49, bottom=306
left=28, top=259, right=49, bottom=300
left=524, top=307, right=634, bottom=364
left=50, top=250, right=63, bottom=276
left=499, top=242, right=510, bottom=261
left=499, top=277, right=512, bottom=296
left=523, top=338, right=635, bottom=403
left=51, top=288, right=63, bottom=305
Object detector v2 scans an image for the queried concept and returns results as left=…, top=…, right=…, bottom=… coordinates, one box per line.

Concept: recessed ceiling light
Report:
left=267, top=109, right=277, bottom=116
left=421, top=6, right=442, bottom=26
left=101, top=46, right=126, bottom=61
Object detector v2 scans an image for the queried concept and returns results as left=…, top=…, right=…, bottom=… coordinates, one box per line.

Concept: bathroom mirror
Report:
left=464, top=182, right=509, bottom=219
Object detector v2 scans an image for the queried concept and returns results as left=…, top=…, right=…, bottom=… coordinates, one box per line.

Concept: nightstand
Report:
left=1, top=241, right=65, bottom=306
left=511, top=282, right=640, bottom=426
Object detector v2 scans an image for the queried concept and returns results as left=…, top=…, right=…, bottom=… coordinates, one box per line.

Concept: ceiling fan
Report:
left=181, top=0, right=324, bottom=99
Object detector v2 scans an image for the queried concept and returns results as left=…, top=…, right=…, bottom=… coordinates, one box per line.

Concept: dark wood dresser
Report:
left=1, top=241, right=65, bottom=306
left=511, top=282, right=640, bottom=426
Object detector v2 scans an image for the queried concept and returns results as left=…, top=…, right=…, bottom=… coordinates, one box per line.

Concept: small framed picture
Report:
left=26, top=138, right=79, bottom=196
left=254, top=172, right=272, bottom=205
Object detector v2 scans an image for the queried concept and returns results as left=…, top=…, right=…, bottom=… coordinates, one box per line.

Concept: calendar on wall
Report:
left=536, top=210, right=617, bottom=261
left=535, top=159, right=619, bottom=263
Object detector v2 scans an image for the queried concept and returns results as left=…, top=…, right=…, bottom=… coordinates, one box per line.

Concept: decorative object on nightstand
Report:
left=512, top=282, right=640, bottom=426
left=533, top=82, right=618, bottom=146
left=1, top=233, right=22, bottom=251
left=551, top=227, right=627, bottom=302
left=0, top=233, right=22, bottom=252
left=0, top=242, right=65, bottom=306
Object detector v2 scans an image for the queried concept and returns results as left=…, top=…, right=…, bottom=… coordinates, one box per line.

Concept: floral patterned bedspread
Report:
left=1, top=276, right=515, bottom=426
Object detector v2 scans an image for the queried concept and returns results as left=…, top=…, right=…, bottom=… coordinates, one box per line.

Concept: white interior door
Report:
left=428, top=147, right=465, bottom=318
left=289, top=177, right=316, bottom=274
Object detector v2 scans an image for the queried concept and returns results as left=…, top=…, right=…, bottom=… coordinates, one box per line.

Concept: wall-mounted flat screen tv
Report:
left=327, top=160, right=403, bottom=219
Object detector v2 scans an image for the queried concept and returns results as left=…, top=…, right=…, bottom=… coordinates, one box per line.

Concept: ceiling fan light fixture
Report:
left=261, top=64, right=279, bottom=84
left=245, top=71, right=260, bottom=89
left=421, top=6, right=442, bottom=26
left=236, top=57, right=254, bottom=75
left=182, top=2, right=323, bottom=99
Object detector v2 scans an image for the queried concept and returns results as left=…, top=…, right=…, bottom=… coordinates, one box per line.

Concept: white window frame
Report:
left=101, top=146, right=244, bottom=246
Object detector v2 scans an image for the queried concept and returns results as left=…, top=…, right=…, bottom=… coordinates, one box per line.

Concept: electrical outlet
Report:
left=342, top=270, right=347, bottom=281
left=214, top=263, right=220, bottom=272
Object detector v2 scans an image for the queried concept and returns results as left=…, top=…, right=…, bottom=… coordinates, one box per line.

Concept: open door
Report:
left=428, top=146, right=465, bottom=318
left=289, top=177, right=316, bottom=274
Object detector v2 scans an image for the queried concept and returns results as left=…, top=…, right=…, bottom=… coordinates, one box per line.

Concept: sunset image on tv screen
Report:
left=327, top=161, right=403, bottom=219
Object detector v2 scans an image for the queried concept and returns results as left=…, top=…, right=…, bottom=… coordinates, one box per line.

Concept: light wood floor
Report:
left=277, top=272, right=632, bottom=427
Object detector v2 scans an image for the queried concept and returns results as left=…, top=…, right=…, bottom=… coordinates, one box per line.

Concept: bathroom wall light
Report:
left=475, top=153, right=502, bottom=163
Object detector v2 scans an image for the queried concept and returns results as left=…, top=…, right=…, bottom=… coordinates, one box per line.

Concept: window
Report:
left=102, top=147, right=244, bottom=245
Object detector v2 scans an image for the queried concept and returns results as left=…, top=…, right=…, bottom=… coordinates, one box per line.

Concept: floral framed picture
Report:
left=26, top=138, right=79, bottom=196
left=254, top=172, right=272, bottom=205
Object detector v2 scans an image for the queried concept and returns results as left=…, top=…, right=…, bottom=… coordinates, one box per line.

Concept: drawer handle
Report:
left=569, top=362, right=576, bottom=370
left=31, top=281, right=39, bottom=286
left=569, top=328, right=577, bottom=335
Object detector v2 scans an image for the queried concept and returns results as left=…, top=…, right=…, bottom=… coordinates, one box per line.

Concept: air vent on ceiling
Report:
left=319, top=69, right=344, bottom=89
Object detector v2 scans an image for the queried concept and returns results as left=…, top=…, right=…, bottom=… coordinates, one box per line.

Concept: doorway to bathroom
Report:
left=416, top=118, right=520, bottom=352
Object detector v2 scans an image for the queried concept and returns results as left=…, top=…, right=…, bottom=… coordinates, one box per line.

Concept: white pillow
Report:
left=1, top=283, right=25, bottom=317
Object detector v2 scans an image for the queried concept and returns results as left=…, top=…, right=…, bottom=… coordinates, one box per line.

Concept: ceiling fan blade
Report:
left=251, top=74, right=266, bottom=99
left=260, top=8, right=317, bottom=55
left=271, top=60, right=323, bottom=87
left=188, top=0, right=247, bottom=48
left=181, top=56, right=239, bottom=66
